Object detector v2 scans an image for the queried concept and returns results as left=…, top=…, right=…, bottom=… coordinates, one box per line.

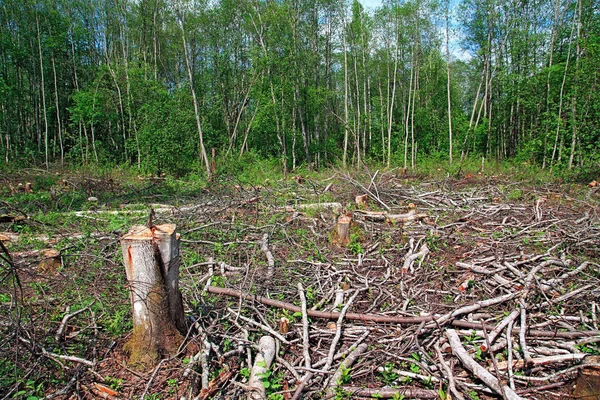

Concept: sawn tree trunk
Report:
left=120, top=224, right=186, bottom=370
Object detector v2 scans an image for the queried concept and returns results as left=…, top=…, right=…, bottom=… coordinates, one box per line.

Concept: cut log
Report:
left=120, top=224, right=185, bottom=370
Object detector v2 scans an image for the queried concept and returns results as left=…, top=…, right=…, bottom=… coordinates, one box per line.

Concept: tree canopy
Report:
left=0, top=0, right=598, bottom=175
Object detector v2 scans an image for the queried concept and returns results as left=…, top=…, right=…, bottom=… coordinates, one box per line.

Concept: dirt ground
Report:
left=1, top=169, right=599, bottom=399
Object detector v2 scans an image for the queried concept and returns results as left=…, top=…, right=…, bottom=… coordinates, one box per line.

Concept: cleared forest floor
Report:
left=1, top=168, right=599, bottom=399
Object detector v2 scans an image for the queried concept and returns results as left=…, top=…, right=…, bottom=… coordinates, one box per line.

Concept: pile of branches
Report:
left=1, top=172, right=599, bottom=399
left=175, top=173, right=600, bottom=399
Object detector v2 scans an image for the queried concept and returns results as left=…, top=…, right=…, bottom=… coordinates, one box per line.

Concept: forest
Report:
left=0, top=0, right=599, bottom=177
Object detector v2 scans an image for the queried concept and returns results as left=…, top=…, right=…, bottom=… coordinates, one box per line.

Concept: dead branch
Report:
left=247, top=336, right=276, bottom=400
left=54, top=300, right=95, bottom=342
left=207, top=286, right=433, bottom=324
left=355, top=209, right=427, bottom=223
left=325, top=343, right=368, bottom=397
left=446, top=329, right=523, bottom=400
left=297, top=283, right=311, bottom=370
left=260, top=233, right=275, bottom=278
left=341, top=387, right=438, bottom=399
left=402, top=243, right=429, bottom=272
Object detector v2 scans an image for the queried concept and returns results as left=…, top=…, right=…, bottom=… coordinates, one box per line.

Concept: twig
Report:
left=297, top=283, right=311, bottom=369
left=209, top=286, right=433, bottom=324
left=481, top=309, right=520, bottom=351
left=227, top=308, right=289, bottom=344
left=435, top=342, right=464, bottom=400
left=495, top=353, right=588, bottom=370
left=428, top=291, right=518, bottom=327
left=322, top=289, right=361, bottom=373
left=141, top=359, right=167, bottom=400
left=54, top=301, right=95, bottom=342
left=260, top=233, right=275, bottom=278
left=42, top=348, right=94, bottom=367
left=343, top=174, right=391, bottom=211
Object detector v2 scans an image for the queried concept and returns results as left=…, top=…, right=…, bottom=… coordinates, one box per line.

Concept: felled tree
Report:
left=120, top=224, right=186, bottom=370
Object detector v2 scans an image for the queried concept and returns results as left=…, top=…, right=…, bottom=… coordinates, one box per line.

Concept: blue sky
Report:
left=359, top=0, right=383, bottom=9
left=357, top=0, right=472, bottom=60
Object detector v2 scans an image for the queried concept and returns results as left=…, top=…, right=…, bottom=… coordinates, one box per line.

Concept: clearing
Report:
left=1, top=168, right=599, bottom=399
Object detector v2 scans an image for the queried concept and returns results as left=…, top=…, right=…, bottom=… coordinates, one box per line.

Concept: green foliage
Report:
left=136, top=88, right=200, bottom=176
left=218, top=152, right=284, bottom=185
left=105, top=376, right=124, bottom=391
left=257, top=365, right=284, bottom=399
left=349, top=233, right=364, bottom=255
left=105, top=306, right=131, bottom=336
left=576, top=343, right=600, bottom=355
left=379, top=363, right=399, bottom=385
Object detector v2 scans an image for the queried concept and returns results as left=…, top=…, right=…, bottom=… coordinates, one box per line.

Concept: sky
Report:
left=357, top=0, right=472, bottom=61
left=359, top=0, right=383, bottom=9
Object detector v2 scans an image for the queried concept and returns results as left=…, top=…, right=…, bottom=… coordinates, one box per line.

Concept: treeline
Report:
left=0, top=0, right=598, bottom=176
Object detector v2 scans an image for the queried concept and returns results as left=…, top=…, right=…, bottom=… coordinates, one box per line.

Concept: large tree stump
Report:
left=120, top=224, right=186, bottom=370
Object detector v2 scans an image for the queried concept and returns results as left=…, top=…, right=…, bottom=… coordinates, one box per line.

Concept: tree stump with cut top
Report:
left=120, top=224, right=186, bottom=370
left=331, top=214, right=353, bottom=246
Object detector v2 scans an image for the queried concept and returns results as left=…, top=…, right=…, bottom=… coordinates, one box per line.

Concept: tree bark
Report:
left=120, top=224, right=185, bottom=370
left=176, top=9, right=211, bottom=179
left=247, top=336, right=276, bottom=400
left=446, top=0, right=453, bottom=165
left=36, top=14, right=49, bottom=169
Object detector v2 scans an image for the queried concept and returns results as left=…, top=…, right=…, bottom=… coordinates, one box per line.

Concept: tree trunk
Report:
left=36, top=15, right=49, bottom=170
left=446, top=1, right=453, bottom=165
left=177, top=10, right=211, bottom=179
left=50, top=57, right=63, bottom=166
left=120, top=224, right=186, bottom=370
left=342, top=5, right=349, bottom=168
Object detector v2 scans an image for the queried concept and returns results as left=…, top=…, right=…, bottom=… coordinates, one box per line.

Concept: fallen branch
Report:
left=402, top=243, right=429, bottom=272
left=207, top=286, right=432, bottom=324
left=452, top=319, right=600, bottom=339
left=446, top=329, right=523, bottom=400
left=55, top=301, right=95, bottom=342
left=354, top=209, right=427, bottom=223
left=260, top=234, right=275, bottom=278
left=297, top=283, right=311, bottom=370
left=341, top=387, right=438, bottom=399
left=284, top=202, right=343, bottom=213
left=247, top=336, right=276, bottom=400
left=325, top=343, right=368, bottom=398
left=495, top=353, right=589, bottom=371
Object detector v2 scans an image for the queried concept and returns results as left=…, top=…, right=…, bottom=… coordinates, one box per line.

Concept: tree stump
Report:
left=120, top=224, right=186, bottom=370
left=38, top=249, right=62, bottom=274
left=331, top=214, right=353, bottom=246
